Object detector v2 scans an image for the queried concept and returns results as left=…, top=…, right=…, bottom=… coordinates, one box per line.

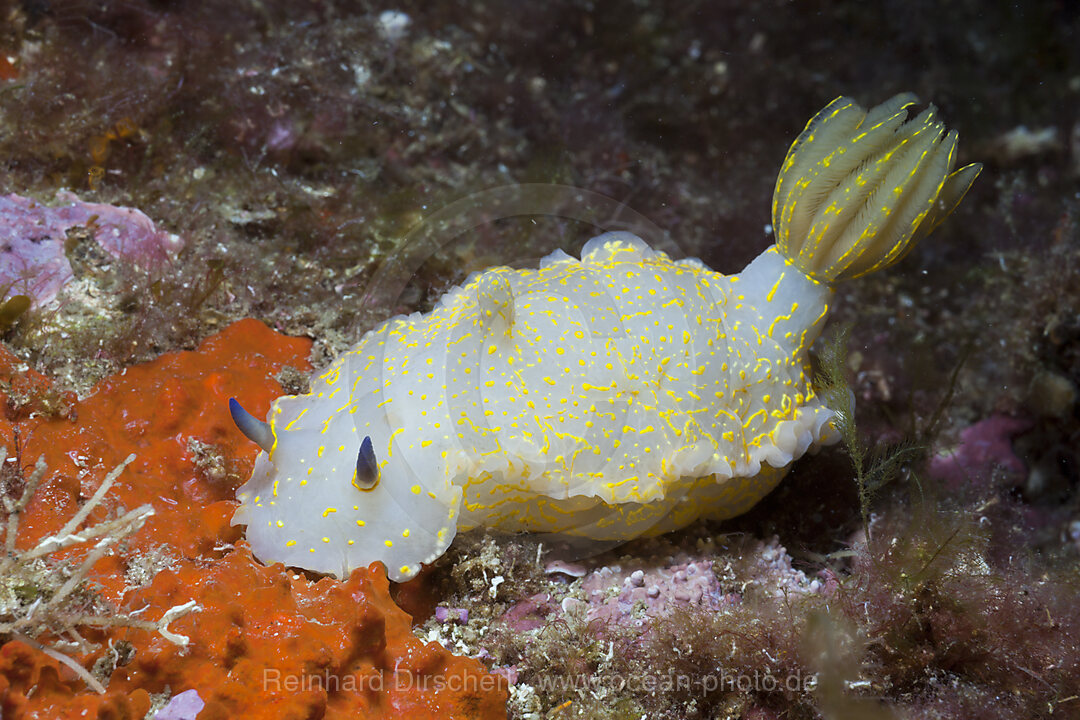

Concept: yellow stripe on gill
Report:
left=772, top=93, right=982, bottom=283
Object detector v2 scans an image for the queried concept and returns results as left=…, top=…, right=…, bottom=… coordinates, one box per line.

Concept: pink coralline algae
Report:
left=509, top=535, right=823, bottom=632
left=435, top=607, right=471, bottom=625
left=0, top=192, right=184, bottom=306
left=928, top=414, right=1031, bottom=491
left=153, top=689, right=204, bottom=720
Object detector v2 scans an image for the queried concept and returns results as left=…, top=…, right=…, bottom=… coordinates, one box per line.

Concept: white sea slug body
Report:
left=232, top=93, right=981, bottom=581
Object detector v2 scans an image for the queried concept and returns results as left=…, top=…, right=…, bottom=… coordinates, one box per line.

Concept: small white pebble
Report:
left=629, top=570, right=645, bottom=587
left=647, top=585, right=660, bottom=598
left=353, top=62, right=371, bottom=87
left=561, top=597, right=587, bottom=614
left=378, top=10, right=411, bottom=41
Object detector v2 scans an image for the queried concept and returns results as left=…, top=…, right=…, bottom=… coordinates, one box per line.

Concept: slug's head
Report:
left=229, top=395, right=462, bottom=582
left=772, top=93, right=982, bottom=283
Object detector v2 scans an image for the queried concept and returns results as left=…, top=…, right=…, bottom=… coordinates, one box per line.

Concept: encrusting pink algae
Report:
left=0, top=192, right=184, bottom=308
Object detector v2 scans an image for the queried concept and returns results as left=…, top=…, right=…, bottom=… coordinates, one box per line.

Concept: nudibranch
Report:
left=231, top=93, right=981, bottom=581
